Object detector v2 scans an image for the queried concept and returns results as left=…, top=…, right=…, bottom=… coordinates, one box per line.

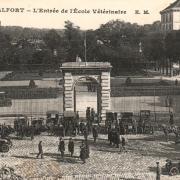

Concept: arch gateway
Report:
left=60, top=62, right=112, bottom=124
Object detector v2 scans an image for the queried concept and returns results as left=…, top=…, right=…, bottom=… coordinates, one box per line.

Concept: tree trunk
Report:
left=162, top=61, right=165, bottom=74
left=170, top=61, right=172, bottom=77
left=166, top=59, right=169, bottom=76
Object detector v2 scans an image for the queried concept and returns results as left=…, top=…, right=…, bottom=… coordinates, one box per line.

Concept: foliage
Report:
left=0, top=21, right=180, bottom=75
left=165, top=31, right=180, bottom=62
left=64, top=20, right=84, bottom=61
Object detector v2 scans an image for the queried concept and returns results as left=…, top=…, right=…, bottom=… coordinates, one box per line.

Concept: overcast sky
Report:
left=0, top=0, right=174, bottom=29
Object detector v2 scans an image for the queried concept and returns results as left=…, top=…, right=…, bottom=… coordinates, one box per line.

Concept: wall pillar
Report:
left=100, top=72, right=111, bottom=124
left=63, top=72, right=74, bottom=111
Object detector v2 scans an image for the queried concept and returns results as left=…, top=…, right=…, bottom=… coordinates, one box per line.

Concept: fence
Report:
left=0, top=83, right=179, bottom=120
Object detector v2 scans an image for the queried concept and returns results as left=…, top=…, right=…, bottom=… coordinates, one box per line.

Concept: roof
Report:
left=161, top=0, right=180, bottom=13
left=61, top=62, right=112, bottom=70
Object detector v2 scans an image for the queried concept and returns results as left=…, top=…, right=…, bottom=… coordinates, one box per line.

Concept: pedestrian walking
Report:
left=80, top=140, right=86, bottom=163
left=121, top=136, right=127, bottom=152
left=37, top=141, right=43, bottom=159
left=58, top=137, right=65, bottom=159
left=68, top=138, right=74, bottom=157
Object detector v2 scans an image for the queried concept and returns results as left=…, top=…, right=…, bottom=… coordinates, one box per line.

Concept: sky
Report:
left=0, top=0, right=174, bottom=30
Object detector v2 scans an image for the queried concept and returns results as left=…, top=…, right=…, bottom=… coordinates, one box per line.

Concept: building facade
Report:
left=160, top=0, right=180, bottom=32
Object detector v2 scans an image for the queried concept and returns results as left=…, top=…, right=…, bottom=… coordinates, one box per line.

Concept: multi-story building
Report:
left=160, top=0, right=180, bottom=32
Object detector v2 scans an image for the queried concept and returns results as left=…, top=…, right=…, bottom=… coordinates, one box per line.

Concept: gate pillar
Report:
left=63, top=72, right=74, bottom=111
left=100, top=71, right=111, bottom=123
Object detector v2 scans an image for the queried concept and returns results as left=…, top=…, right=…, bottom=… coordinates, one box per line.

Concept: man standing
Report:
left=92, top=126, right=98, bottom=143
left=121, top=136, right=127, bottom=152
left=58, top=137, right=65, bottom=159
left=90, top=108, right=95, bottom=124
left=37, top=141, right=43, bottom=159
left=68, top=138, right=74, bottom=157
left=169, top=112, right=174, bottom=126
left=115, top=130, right=120, bottom=148
left=83, top=126, right=88, bottom=141
left=80, top=140, right=86, bottom=163
left=86, top=107, right=91, bottom=124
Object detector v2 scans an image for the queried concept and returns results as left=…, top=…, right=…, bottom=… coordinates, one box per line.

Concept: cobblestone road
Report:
left=1, top=132, right=180, bottom=179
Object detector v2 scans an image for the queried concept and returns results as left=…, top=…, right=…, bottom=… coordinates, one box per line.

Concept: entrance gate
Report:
left=60, top=62, right=112, bottom=123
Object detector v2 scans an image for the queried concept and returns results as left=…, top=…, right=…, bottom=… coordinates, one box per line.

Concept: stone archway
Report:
left=60, top=62, right=112, bottom=124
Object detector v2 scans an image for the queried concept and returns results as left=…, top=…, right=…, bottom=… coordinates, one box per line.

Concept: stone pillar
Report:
left=100, top=71, right=111, bottom=123
left=63, top=73, right=74, bottom=111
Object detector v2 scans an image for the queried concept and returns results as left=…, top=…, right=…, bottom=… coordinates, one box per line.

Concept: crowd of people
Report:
left=35, top=107, right=129, bottom=163
left=36, top=137, right=90, bottom=164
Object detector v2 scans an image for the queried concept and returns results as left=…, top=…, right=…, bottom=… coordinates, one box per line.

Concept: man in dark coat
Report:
left=169, top=112, right=174, bottom=126
left=108, top=128, right=113, bottom=146
left=68, top=138, right=74, bottom=157
left=90, top=108, right=95, bottom=124
left=83, top=126, right=88, bottom=141
left=92, top=126, right=98, bottom=143
left=37, top=141, right=43, bottom=159
left=80, top=140, right=86, bottom=163
left=86, top=107, right=91, bottom=124
left=58, top=137, right=65, bottom=159
left=114, top=131, right=120, bottom=148
left=79, top=121, right=84, bottom=134
left=121, top=136, right=126, bottom=152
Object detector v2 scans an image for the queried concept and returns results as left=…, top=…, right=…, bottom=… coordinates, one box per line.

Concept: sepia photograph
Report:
left=0, top=0, right=180, bottom=179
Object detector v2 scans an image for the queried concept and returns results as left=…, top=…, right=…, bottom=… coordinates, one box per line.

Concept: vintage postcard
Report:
left=0, top=0, right=180, bottom=179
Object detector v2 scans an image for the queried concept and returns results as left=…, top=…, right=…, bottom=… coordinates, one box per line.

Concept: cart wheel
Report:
left=1, top=144, right=10, bottom=153
left=169, top=167, right=179, bottom=176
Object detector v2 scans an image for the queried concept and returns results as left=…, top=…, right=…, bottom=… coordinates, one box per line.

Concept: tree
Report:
left=142, top=32, right=165, bottom=72
left=165, top=31, right=180, bottom=62
left=95, top=20, right=144, bottom=74
left=165, top=30, right=180, bottom=76
left=64, top=21, right=84, bottom=61
left=0, top=31, right=12, bottom=67
left=43, top=29, right=61, bottom=53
